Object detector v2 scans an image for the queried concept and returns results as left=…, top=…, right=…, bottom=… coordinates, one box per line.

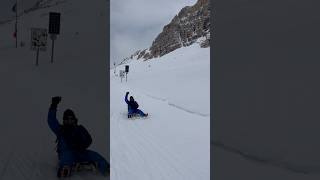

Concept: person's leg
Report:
left=135, top=109, right=147, bottom=116
left=59, top=150, right=75, bottom=167
left=57, top=150, right=75, bottom=177
left=79, top=150, right=110, bottom=175
left=128, top=108, right=134, bottom=118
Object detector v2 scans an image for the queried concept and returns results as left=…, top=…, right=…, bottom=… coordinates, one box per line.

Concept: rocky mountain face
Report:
left=122, top=0, right=210, bottom=63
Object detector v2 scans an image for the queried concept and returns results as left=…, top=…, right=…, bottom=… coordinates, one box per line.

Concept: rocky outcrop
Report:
left=121, top=0, right=210, bottom=63
left=148, top=0, right=210, bottom=59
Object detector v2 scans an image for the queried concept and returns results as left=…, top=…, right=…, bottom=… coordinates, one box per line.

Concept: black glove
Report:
left=50, top=96, right=61, bottom=109
left=126, top=92, right=129, bottom=95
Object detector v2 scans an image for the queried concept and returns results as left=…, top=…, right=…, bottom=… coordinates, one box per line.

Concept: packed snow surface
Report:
left=0, top=0, right=108, bottom=179
left=110, top=44, right=210, bottom=180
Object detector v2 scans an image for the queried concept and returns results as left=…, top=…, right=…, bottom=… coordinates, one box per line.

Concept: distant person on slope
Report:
left=47, top=96, right=110, bottom=178
left=125, top=92, right=148, bottom=118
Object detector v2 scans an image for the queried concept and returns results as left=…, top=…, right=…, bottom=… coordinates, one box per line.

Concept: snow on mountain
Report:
left=111, top=43, right=210, bottom=180
left=0, top=0, right=108, bottom=179
left=118, top=0, right=210, bottom=65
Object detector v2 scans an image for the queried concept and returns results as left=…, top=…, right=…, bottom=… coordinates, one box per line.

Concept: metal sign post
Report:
left=120, top=70, right=125, bottom=82
left=15, top=1, right=18, bottom=48
left=31, top=28, right=48, bottom=66
left=50, top=34, right=57, bottom=63
left=125, top=65, right=129, bottom=82
left=11, top=1, right=18, bottom=48
left=36, top=47, right=40, bottom=66
left=49, top=12, right=60, bottom=63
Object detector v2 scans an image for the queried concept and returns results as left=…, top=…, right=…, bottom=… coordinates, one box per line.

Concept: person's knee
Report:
left=137, top=109, right=144, bottom=115
left=86, top=150, right=105, bottom=161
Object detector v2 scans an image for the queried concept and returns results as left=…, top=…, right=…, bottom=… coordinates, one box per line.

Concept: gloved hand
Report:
left=50, top=96, right=61, bottom=109
left=126, top=92, right=129, bottom=95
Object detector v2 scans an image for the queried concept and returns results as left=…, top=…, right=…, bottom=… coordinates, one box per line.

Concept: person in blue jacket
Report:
left=125, top=92, right=148, bottom=118
left=47, top=96, right=110, bottom=177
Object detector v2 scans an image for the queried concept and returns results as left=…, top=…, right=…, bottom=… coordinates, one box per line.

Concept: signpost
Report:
left=125, top=65, right=129, bottom=82
left=12, top=1, right=18, bottom=48
left=120, top=70, right=125, bottom=82
left=31, top=28, right=48, bottom=66
left=49, top=12, right=61, bottom=63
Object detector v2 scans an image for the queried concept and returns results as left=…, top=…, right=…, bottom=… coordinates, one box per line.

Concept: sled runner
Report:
left=74, top=161, right=98, bottom=172
left=57, top=161, right=99, bottom=178
left=128, top=113, right=149, bottom=119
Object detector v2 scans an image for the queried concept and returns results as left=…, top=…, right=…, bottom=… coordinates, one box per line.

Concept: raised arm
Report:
left=125, top=92, right=129, bottom=104
left=48, top=96, right=62, bottom=135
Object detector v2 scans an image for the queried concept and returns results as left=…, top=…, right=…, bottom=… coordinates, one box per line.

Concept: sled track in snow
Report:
left=112, top=112, right=207, bottom=180
left=140, top=91, right=209, bottom=117
left=0, top=151, right=46, bottom=180
left=167, top=103, right=209, bottom=117
left=0, top=151, right=13, bottom=180
left=212, top=141, right=320, bottom=174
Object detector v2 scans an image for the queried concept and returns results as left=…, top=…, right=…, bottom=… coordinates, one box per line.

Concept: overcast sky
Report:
left=110, top=0, right=197, bottom=65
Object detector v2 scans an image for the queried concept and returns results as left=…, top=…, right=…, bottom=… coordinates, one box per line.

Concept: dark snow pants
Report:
left=128, top=109, right=146, bottom=116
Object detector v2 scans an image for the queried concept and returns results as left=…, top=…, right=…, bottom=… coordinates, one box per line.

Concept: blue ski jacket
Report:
left=125, top=93, right=139, bottom=112
left=47, top=107, right=72, bottom=153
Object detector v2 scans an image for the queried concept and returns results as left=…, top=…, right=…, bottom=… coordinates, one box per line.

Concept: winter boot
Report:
left=57, top=166, right=72, bottom=178
left=100, top=164, right=110, bottom=177
left=104, top=167, right=110, bottom=177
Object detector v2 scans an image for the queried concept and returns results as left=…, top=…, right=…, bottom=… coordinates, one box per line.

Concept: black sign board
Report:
left=125, top=65, right=129, bottom=73
left=49, top=12, right=60, bottom=34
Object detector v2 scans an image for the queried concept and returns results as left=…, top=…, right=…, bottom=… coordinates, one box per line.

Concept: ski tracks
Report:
left=130, top=118, right=207, bottom=180
left=0, top=150, right=48, bottom=180
left=111, top=112, right=207, bottom=180
left=132, top=89, right=209, bottom=117
left=111, top=80, right=209, bottom=180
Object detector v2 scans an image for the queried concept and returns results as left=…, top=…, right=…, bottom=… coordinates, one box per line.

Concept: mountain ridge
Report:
left=120, top=0, right=210, bottom=64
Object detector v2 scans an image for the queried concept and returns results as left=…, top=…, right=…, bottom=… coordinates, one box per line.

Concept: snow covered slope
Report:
left=110, top=44, right=210, bottom=180
left=0, top=0, right=108, bottom=179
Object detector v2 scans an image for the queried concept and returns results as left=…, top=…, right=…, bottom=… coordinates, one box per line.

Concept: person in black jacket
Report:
left=125, top=92, right=148, bottom=118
